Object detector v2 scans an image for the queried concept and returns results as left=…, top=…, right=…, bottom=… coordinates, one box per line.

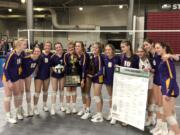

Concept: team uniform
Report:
left=35, top=52, right=53, bottom=80
left=21, top=56, right=39, bottom=79
left=118, top=54, right=139, bottom=69
left=139, top=58, right=154, bottom=89
left=87, top=54, right=104, bottom=84
left=50, top=53, right=65, bottom=79
left=2, top=50, right=22, bottom=82
left=102, top=55, right=119, bottom=86
left=158, top=59, right=179, bottom=97
left=148, top=53, right=161, bottom=86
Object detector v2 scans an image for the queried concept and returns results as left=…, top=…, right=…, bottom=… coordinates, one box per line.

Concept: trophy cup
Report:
left=87, top=54, right=96, bottom=76
left=65, top=54, right=80, bottom=87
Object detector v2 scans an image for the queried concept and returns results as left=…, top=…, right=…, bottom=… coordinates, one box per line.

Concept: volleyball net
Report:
left=17, top=29, right=180, bottom=54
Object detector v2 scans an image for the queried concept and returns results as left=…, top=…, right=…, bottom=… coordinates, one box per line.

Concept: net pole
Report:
left=132, top=15, right=136, bottom=51
left=27, top=29, right=30, bottom=49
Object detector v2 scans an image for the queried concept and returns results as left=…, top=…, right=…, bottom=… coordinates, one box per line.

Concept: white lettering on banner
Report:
left=111, top=66, right=149, bottom=131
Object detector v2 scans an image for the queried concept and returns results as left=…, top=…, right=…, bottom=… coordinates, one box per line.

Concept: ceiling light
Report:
left=21, top=0, right=26, bottom=4
left=79, top=7, right=83, bottom=11
left=8, top=9, right=12, bottom=12
left=34, top=8, right=45, bottom=12
left=119, top=5, right=123, bottom=9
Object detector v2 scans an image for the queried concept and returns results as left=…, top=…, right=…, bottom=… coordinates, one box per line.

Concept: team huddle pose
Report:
left=2, top=38, right=180, bottom=135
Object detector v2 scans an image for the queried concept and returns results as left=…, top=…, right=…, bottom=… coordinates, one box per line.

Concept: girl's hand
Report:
left=87, top=74, right=93, bottom=78
left=81, top=80, right=85, bottom=88
left=143, top=68, right=149, bottom=72
left=8, top=81, right=13, bottom=89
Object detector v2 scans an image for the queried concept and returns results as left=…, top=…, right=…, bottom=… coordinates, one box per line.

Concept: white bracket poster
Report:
left=111, top=66, right=149, bottom=131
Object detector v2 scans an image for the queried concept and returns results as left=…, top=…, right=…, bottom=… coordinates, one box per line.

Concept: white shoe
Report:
left=81, top=111, right=91, bottom=120
left=91, top=113, right=104, bottom=123
left=92, top=113, right=99, bottom=119
left=72, top=107, right=77, bottom=114
left=6, top=113, right=17, bottom=124
left=150, top=120, right=162, bottom=134
left=77, top=109, right=85, bottom=116
left=168, top=130, right=175, bottom=135
left=110, top=119, right=116, bottom=125
left=60, top=106, right=66, bottom=112
left=27, top=105, right=33, bottom=117
left=43, top=105, right=49, bottom=112
left=51, top=107, right=56, bottom=116
left=33, top=107, right=40, bottom=116
left=145, top=116, right=156, bottom=126
left=16, top=108, right=23, bottom=120
left=106, top=113, right=112, bottom=121
left=66, top=107, right=71, bottom=114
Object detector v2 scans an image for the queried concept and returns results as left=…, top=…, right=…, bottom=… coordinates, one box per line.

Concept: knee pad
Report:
left=85, top=94, right=91, bottom=99
left=4, top=96, right=12, bottom=102
left=26, top=92, right=31, bottom=99
left=66, top=91, right=70, bottom=96
left=71, top=91, right=76, bottom=96
left=159, top=107, right=164, bottom=114
left=166, top=116, right=177, bottom=125
left=43, top=92, right=48, bottom=96
left=82, top=93, right=86, bottom=98
left=34, top=92, right=40, bottom=98
left=14, top=95, right=22, bottom=100
left=94, top=96, right=101, bottom=103
left=60, top=91, right=64, bottom=96
left=51, top=91, right=57, bottom=97
left=148, top=104, right=156, bottom=112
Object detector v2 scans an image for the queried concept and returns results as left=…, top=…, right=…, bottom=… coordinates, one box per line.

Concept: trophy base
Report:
left=65, top=75, right=81, bottom=87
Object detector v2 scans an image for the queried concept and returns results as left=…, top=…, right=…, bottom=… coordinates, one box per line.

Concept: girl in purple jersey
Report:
left=103, top=44, right=118, bottom=124
left=2, top=39, right=25, bottom=124
left=155, top=42, right=180, bottom=135
left=33, top=41, right=52, bottom=115
left=50, top=42, right=65, bottom=115
left=143, top=39, right=165, bottom=133
left=89, top=42, right=104, bottom=123
left=21, top=46, right=41, bottom=117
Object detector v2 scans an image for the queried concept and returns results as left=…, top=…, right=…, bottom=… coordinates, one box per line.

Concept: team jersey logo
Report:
left=153, top=60, right=156, bottom=66
left=108, top=62, right=112, bottom=68
left=124, top=61, right=131, bottom=67
left=17, top=58, right=21, bottom=65
left=44, top=58, right=49, bottom=63
left=30, top=63, right=36, bottom=68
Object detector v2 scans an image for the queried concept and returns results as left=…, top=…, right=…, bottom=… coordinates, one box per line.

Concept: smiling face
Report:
left=92, top=43, right=100, bottom=55
left=55, top=43, right=63, bottom=54
left=75, top=42, right=83, bottom=54
left=44, top=42, right=51, bottom=53
left=121, top=43, right=129, bottom=54
left=105, top=45, right=113, bottom=57
left=143, top=41, right=153, bottom=52
left=33, top=47, right=41, bottom=58
left=137, top=47, right=145, bottom=58
left=155, top=43, right=165, bottom=56
left=68, top=44, right=75, bottom=54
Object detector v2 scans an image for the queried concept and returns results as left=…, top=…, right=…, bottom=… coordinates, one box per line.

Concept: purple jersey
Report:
left=35, top=52, right=53, bottom=80
left=2, top=50, right=22, bottom=82
left=92, top=54, right=104, bottom=84
left=21, top=56, right=39, bottom=79
left=159, top=59, right=179, bottom=97
left=50, top=53, right=65, bottom=79
left=102, top=54, right=119, bottom=86
left=118, top=54, right=139, bottom=69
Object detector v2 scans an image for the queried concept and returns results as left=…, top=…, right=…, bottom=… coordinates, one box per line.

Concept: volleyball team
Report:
left=2, top=38, right=180, bottom=135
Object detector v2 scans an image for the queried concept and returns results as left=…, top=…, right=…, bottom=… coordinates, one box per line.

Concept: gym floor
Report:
left=0, top=63, right=180, bottom=135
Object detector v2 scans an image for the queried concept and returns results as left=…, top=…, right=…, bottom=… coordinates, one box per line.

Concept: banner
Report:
left=111, top=66, right=149, bottom=131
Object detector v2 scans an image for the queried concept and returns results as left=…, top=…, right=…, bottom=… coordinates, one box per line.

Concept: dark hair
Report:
left=121, top=40, right=133, bottom=55
left=44, top=41, right=52, bottom=47
left=144, top=38, right=154, bottom=45
left=33, top=45, right=41, bottom=53
left=155, top=42, right=173, bottom=54
left=75, top=41, right=85, bottom=53
left=104, top=44, right=115, bottom=56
